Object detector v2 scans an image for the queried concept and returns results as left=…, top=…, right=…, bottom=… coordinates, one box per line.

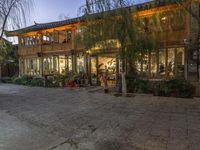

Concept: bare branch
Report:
left=0, top=0, right=34, bottom=39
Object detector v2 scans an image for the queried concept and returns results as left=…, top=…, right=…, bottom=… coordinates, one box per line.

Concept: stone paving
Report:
left=0, top=84, right=200, bottom=150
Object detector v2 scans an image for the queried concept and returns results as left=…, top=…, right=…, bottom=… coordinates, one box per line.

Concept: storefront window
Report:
left=168, top=48, right=175, bottom=76
left=59, top=55, right=66, bottom=74
left=53, top=56, right=59, bottom=74
left=91, top=57, right=97, bottom=75
left=136, top=53, right=142, bottom=74
left=177, top=48, right=185, bottom=75
left=151, top=50, right=157, bottom=77
left=141, top=51, right=149, bottom=76
left=67, top=56, right=73, bottom=72
left=43, top=58, right=50, bottom=74
left=98, top=56, right=116, bottom=84
left=77, top=55, right=85, bottom=74
left=159, top=49, right=166, bottom=76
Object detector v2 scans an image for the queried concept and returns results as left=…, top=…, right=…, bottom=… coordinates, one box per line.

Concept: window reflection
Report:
left=159, top=49, right=166, bottom=76
left=177, top=48, right=185, bottom=75
left=142, top=52, right=149, bottom=76
left=151, top=50, right=157, bottom=77
left=77, top=55, right=85, bottom=74
left=168, top=48, right=175, bottom=76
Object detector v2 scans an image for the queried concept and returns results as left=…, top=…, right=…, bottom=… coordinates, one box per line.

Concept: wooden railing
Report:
left=19, top=42, right=73, bottom=56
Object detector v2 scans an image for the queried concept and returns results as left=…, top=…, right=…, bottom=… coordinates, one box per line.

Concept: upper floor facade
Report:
left=5, top=0, right=199, bottom=58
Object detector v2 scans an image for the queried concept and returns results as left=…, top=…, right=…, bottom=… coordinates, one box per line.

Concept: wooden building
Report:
left=5, top=0, right=200, bottom=87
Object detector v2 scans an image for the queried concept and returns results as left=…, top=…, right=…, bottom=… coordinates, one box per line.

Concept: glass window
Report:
left=59, top=55, right=66, bottom=74
left=177, top=48, right=185, bottom=75
left=142, top=51, right=149, bottom=76
left=136, top=53, right=142, bottom=74
left=43, top=58, right=50, bottom=75
left=53, top=56, right=59, bottom=74
left=98, top=56, right=116, bottom=85
left=77, top=55, right=85, bottom=74
left=68, top=56, right=73, bottom=72
left=159, top=49, right=166, bottom=76
left=91, top=57, right=97, bottom=75
left=151, top=50, right=157, bottom=77
left=167, top=48, right=175, bottom=76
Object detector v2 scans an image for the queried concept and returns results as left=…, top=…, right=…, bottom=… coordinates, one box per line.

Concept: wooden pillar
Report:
left=72, top=54, right=77, bottom=73
left=19, top=58, right=22, bottom=76
left=40, top=57, right=43, bottom=76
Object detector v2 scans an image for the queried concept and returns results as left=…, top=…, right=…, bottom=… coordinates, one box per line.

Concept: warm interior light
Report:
left=161, top=16, right=167, bottom=21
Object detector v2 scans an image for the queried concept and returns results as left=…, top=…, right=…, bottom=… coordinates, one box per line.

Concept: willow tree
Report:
left=174, top=0, right=200, bottom=79
left=78, top=0, right=161, bottom=95
left=0, top=39, right=16, bottom=61
left=0, top=0, right=33, bottom=39
left=77, top=0, right=143, bottom=95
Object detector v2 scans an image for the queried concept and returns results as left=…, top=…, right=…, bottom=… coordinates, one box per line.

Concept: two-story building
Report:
left=5, top=0, right=200, bottom=87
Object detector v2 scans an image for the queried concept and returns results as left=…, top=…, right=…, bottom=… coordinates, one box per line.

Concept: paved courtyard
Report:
left=0, top=84, right=200, bottom=150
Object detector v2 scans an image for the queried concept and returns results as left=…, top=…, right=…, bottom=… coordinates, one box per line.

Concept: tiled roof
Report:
left=5, top=16, right=86, bottom=36
left=5, top=0, right=180, bottom=36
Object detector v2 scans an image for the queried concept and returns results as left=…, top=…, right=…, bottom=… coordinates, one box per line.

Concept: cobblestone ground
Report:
left=0, top=84, right=200, bottom=150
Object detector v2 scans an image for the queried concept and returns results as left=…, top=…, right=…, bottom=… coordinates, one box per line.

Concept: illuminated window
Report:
left=167, top=48, right=175, bottom=76
left=59, top=55, right=66, bottom=74
left=77, top=55, right=85, bottom=74
left=151, top=50, right=157, bottom=77
left=159, top=49, right=166, bottom=76
left=177, top=48, right=185, bottom=75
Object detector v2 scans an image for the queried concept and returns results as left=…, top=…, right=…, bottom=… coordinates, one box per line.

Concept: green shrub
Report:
left=30, top=77, right=44, bottom=87
left=126, top=74, right=150, bottom=93
left=153, top=78, right=195, bottom=98
left=126, top=76, right=195, bottom=98
left=13, top=75, right=33, bottom=85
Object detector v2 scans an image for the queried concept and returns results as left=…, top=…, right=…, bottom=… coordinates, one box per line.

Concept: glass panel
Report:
left=91, top=57, right=97, bottom=84
left=136, top=53, right=142, bottom=74
left=68, top=56, right=73, bottom=72
left=53, top=56, right=59, bottom=74
left=159, top=49, right=166, bottom=76
left=43, top=58, right=49, bottom=75
left=77, top=55, right=85, bottom=74
left=98, top=56, right=116, bottom=85
left=151, top=50, right=157, bottom=77
left=142, top=51, right=149, bottom=76
left=59, top=55, right=66, bottom=74
left=24, top=59, right=28, bottom=74
left=30, top=59, right=37, bottom=75
left=167, top=48, right=175, bottom=76
left=177, top=47, right=185, bottom=75
left=91, top=57, right=97, bottom=75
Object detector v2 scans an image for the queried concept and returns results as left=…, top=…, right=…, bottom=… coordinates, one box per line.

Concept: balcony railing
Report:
left=19, top=42, right=73, bottom=56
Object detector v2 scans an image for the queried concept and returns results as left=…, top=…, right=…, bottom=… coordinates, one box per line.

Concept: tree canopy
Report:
left=0, top=0, right=33, bottom=39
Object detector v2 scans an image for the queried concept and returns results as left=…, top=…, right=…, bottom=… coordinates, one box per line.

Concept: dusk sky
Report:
left=31, top=0, right=151, bottom=25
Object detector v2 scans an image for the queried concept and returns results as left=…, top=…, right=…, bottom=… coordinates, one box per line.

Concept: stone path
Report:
left=0, top=84, right=200, bottom=150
